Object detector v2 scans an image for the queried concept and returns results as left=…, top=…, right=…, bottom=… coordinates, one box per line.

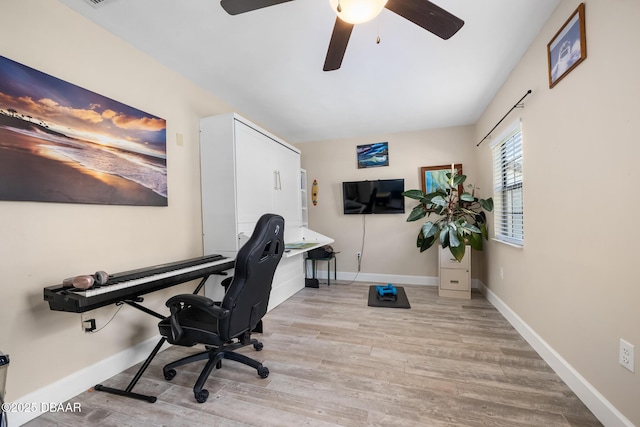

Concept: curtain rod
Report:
left=476, top=89, right=532, bottom=147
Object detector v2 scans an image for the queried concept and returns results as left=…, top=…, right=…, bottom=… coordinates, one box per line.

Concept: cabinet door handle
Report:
left=450, top=280, right=459, bottom=284
left=277, top=171, right=282, bottom=190
left=274, top=170, right=278, bottom=189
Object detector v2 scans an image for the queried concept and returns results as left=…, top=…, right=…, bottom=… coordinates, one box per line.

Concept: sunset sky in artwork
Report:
left=0, top=55, right=166, bottom=158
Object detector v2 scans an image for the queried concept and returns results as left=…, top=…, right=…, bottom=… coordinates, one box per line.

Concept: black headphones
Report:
left=93, top=271, right=109, bottom=285
left=62, top=271, right=109, bottom=290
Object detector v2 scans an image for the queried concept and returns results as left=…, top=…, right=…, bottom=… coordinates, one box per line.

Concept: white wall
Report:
left=0, top=0, right=233, bottom=403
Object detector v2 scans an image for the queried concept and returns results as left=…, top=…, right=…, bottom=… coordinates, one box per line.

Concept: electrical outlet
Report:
left=81, top=312, right=91, bottom=332
left=619, top=339, right=635, bottom=372
left=82, top=319, right=96, bottom=333
left=356, top=251, right=361, bottom=260
left=81, top=310, right=99, bottom=332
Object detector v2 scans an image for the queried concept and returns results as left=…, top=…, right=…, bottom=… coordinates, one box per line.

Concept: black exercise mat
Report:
left=367, top=285, right=411, bottom=309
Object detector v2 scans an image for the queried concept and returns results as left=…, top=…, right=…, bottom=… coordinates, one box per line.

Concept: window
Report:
left=491, top=123, right=524, bottom=246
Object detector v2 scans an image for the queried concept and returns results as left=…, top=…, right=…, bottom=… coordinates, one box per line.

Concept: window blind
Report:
left=492, top=125, right=524, bottom=246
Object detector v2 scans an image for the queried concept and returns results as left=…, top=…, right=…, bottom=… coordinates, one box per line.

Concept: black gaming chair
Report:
left=158, top=213, right=285, bottom=403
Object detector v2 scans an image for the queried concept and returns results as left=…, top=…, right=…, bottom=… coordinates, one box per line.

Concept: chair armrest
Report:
left=221, top=276, right=233, bottom=291
left=166, top=294, right=230, bottom=319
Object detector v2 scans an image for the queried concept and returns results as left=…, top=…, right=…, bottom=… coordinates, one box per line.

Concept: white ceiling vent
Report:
left=84, top=0, right=117, bottom=7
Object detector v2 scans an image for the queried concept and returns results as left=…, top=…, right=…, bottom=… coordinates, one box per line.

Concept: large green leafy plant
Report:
left=402, top=170, right=493, bottom=262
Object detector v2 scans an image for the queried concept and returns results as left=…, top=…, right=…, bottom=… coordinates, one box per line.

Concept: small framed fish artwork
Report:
left=357, top=142, right=389, bottom=169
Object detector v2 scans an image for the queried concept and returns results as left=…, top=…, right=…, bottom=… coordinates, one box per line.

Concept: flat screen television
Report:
left=342, top=179, right=405, bottom=214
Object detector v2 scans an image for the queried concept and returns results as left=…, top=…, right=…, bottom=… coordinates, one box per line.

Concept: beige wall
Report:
left=474, top=0, right=640, bottom=424
left=296, top=125, right=485, bottom=281
left=0, top=1, right=233, bottom=401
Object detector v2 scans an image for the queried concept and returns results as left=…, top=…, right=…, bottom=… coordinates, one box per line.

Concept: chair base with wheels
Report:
left=161, top=331, right=268, bottom=403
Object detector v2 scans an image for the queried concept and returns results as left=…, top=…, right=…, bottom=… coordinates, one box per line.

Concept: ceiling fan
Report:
left=219, top=0, right=465, bottom=71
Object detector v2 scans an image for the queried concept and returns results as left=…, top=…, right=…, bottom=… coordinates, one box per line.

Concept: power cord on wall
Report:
left=344, top=215, right=366, bottom=285
left=88, top=304, right=124, bottom=333
left=357, top=214, right=365, bottom=271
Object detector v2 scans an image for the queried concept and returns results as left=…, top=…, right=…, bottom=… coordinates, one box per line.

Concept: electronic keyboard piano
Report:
left=43, top=254, right=234, bottom=313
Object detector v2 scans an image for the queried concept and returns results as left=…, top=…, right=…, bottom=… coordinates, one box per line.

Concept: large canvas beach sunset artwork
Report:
left=0, top=55, right=167, bottom=206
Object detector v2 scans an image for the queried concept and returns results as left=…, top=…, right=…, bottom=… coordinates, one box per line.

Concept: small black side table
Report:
left=305, top=253, right=337, bottom=286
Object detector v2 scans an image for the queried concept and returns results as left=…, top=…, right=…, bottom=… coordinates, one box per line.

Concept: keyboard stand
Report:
left=93, top=274, right=221, bottom=403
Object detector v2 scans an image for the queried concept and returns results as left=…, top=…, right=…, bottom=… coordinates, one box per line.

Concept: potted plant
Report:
left=402, top=169, right=493, bottom=262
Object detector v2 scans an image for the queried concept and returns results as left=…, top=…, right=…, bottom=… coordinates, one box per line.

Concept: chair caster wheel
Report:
left=257, top=366, right=269, bottom=379
left=195, top=389, right=209, bottom=403
left=253, top=342, right=263, bottom=351
left=164, top=369, right=176, bottom=381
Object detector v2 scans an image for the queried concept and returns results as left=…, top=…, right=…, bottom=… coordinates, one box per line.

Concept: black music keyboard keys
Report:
left=43, top=255, right=233, bottom=313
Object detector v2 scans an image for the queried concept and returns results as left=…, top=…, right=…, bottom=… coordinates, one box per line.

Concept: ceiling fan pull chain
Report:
left=376, top=16, right=381, bottom=44
left=336, top=0, right=342, bottom=13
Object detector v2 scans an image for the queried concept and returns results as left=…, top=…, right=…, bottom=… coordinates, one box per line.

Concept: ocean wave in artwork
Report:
left=4, top=125, right=167, bottom=198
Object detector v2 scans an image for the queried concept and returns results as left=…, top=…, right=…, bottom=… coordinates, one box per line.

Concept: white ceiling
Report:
left=57, top=0, right=559, bottom=143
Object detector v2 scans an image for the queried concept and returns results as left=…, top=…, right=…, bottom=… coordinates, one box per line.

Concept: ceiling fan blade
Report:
left=323, top=18, right=354, bottom=71
left=384, top=0, right=464, bottom=40
left=220, top=0, right=293, bottom=15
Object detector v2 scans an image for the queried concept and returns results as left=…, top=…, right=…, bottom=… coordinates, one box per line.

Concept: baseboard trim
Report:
left=8, top=335, right=170, bottom=427
left=477, top=282, right=634, bottom=427
left=323, top=272, right=482, bottom=289
left=331, top=271, right=438, bottom=286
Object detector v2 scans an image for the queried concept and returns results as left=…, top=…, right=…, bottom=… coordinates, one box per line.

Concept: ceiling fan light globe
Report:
left=329, top=0, right=387, bottom=24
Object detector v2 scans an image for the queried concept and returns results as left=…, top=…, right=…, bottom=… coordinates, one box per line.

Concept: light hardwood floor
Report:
left=26, top=283, right=602, bottom=426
